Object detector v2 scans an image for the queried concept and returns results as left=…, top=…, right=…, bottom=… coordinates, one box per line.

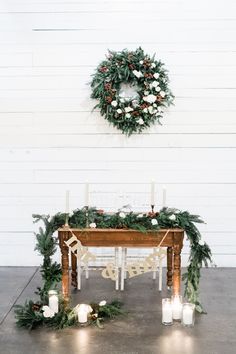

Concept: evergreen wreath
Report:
left=15, top=207, right=213, bottom=330
left=91, top=47, right=174, bottom=136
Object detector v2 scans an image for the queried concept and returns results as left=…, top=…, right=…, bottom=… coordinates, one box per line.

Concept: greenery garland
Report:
left=91, top=47, right=174, bottom=136
left=15, top=206, right=212, bottom=330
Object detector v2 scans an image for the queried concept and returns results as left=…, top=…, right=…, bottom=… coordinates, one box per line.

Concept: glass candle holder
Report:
left=48, top=290, right=59, bottom=313
left=77, top=304, right=93, bottom=324
left=162, top=298, right=173, bottom=326
left=182, top=303, right=195, bottom=327
left=171, top=295, right=183, bottom=321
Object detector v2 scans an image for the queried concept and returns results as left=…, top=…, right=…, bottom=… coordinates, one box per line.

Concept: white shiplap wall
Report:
left=0, top=0, right=236, bottom=266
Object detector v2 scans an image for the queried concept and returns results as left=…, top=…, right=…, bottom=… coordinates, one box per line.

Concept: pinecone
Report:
left=105, top=96, right=113, bottom=103
left=99, top=66, right=108, bottom=73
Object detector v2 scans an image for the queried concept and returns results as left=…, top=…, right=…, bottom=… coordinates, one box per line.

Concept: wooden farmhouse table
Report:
left=58, top=227, right=184, bottom=300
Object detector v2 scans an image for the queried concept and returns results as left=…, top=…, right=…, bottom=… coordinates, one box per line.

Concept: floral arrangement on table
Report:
left=90, top=47, right=174, bottom=136
left=15, top=206, right=212, bottom=330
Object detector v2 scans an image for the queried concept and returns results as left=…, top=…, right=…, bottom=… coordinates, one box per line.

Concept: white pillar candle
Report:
left=162, top=186, right=167, bottom=207
left=77, top=304, right=89, bottom=323
left=65, top=190, right=70, bottom=214
left=171, top=295, right=183, bottom=320
left=48, top=290, right=59, bottom=314
left=85, top=183, right=90, bottom=207
left=151, top=180, right=155, bottom=205
left=162, top=298, right=173, bottom=325
left=182, top=303, right=195, bottom=326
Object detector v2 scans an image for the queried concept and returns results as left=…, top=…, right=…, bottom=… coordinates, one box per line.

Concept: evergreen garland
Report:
left=91, top=47, right=174, bottom=136
left=15, top=206, right=212, bottom=330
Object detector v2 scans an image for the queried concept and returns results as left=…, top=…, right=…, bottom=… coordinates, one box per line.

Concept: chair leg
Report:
left=85, top=247, right=89, bottom=279
left=120, top=248, right=126, bottom=291
left=153, top=248, right=157, bottom=280
left=124, top=248, right=127, bottom=279
left=159, top=257, right=163, bottom=291
left=115, top=247, right=119, bottom=290
left=77, top=256, right=81, bottom=290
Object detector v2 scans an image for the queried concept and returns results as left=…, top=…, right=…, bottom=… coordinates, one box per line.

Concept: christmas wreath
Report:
left=91, top=47, right=174, bottom=136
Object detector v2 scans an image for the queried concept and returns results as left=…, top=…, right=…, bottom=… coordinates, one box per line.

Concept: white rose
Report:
left=144, top=90, right=150, bottom=95
left=143, top=94, right=157, bottom=104
left=151, top=81, right=159, bottom=88
left=137, top=213, right=144, bottom=218
left=139, top=60, right=144, bottom=64
left=132, top=100, right=139, bottom=107
left=117, top=108, right=122, bottom=114
left=125, top=106, right=133, bottom=113
left=151, top=219, right=158, bottom=226
left=155, top=86, right=161, bottom=92
left=199, top=239, right=205, bottom=246
left=120, top=98, right=125, bottom=103
left=160, top=91, right=166, bottom=98
left=42, top=306, right=55, bottom=318
left=154, top=73, right=160, bottom=79
left=89, top=222, right=96, bottom=228
left=137, top=118, right=144, bottom=125
left=111, top=100, right=118, bottom=107
left=99, top=300, right=107, bottom=306
left=151, top=63, right=156, bottom=68
left=143, top=108, right=148, bottom=113
left=133, top=70, right=143, bottom=78
left=148, top=106, right=154, bottom=114
left=169, top=214, right=176, bottom=221
left=119, top=212, right=126, bottom=218
left=153, top=103, right=157, bottom=107
left=125, top=113, right=131, bottom=118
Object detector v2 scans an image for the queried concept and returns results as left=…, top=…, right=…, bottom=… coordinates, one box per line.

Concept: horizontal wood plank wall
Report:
left=0, top=0, right=236, bottom=266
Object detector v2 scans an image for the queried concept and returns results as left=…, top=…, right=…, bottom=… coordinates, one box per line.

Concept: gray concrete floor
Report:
left=0, top=267, right=236, bottom=354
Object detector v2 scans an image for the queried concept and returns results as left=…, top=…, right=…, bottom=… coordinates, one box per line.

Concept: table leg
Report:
left=167, top=247, right=173, bottom=288
left=61, top=239, right=70, bottom=301
left=173, top=245, right=181, bottom=295
left=71, top=251, right=77, bottom=288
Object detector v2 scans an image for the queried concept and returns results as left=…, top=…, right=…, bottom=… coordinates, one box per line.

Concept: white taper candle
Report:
left=151, top=180, right=155, bottom=205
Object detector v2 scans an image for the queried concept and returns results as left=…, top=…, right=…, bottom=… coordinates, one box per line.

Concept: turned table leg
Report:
left=173, top=245, right=181, bottom=295
left=167, top=247, right=173, bottom=289
left=61, top=238, right=70, bottom=301
left=71, top=251, right=78, bottom=288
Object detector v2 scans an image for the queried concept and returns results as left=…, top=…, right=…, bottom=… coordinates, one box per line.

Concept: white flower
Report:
left=155, top=86, right=161, bottom=92
left=199, top=239, right=205, bottom=246
left=137, top=213, right=144, bottom=218
left=137, top=118, right=144, bottom=125
left=120, top=98, right=125, bottom=103
left=144, top=90, right=150, bottom=95
left=111, top=100, right=118, bottom=107
left=139, top=60, right=144, bottom=64
left=143, top=108, right=148, bottom=113
left=42, top=306, right=55, bottom=318
left=153, top=103, right=157, bottom=107
left=154, top=73, right=160, bottom=79
left=143, top=94, right=157, bottom=104
left=148, top=106, right=154, bottom=114
left=119, top=212, right=126, bottom=218
left=89, top=222, right=96, bottom=228
left=125, top=106, right=133, bottom=113
left=117, top=108, right=122, bottom=114
left=151, top=81, right=159, bottom=88
left=151, top=63, right=156, bottom=68
left=158, top=106, right=163, bottom=112
left=132, top=100, right=139, bottom=108
left=151, top=219, right=158, bottom=226
left=99, top=300, right=107, bottom=306
left=133, top=70, right=143, bottom=78
left=125, top=113, right=131, bottom=118
left=160, top=91, right=166, bottom=98
left=169, top=214, right=176, bottom=221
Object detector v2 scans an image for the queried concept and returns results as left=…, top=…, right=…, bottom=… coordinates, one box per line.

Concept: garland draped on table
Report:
left=15, top=207, right=212, bottom=330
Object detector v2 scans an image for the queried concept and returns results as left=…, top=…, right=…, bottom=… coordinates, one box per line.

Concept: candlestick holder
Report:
left=85, top=205, right=89, bottom=228
left=151, top=204, right=155, bottom=213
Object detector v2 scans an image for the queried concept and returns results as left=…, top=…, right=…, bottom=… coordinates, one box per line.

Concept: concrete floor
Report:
left=0, top=267, right=236, bottom=354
